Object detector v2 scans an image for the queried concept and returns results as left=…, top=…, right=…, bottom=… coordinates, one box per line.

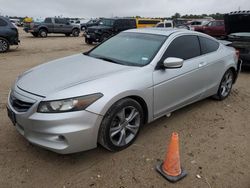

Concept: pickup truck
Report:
left=224, top=11, right=250, bottom=67
left=194, top=20, right=226, bottom=38
left=23, top=17, right=80, bottom=38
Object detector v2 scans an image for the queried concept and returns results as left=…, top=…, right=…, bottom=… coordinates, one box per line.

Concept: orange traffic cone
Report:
left=156, top=132, right=187, bottom=182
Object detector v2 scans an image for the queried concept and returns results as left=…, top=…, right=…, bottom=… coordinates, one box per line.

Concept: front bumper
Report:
left=85, top=32, right=101, bottom=42
left=7, top=87, right=103, bottom=154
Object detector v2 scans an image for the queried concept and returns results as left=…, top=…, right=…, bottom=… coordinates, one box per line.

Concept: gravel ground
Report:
left=0, top=29, right=249, bottom=188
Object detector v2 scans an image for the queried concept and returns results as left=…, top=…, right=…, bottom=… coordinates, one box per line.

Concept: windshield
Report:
left=99, top=19, right=115, bottom=26
left=88, top=32, right=167, bottom=66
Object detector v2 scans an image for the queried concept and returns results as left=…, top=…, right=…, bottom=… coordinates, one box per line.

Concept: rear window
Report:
left=0, top=18, right=8, bottom=26
left=199, top=36, right=219, bottom=54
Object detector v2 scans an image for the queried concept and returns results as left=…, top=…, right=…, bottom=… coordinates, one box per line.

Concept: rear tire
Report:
left=213, top=69, right=234, bottom=100
left=100, top=33, right=110, bottom=42
left=38, top=29, right=48, bottom=38
left=72, top=29, right=80, bottom=37
left=0, top=38, right=10, bottom=53
left=98, top=98, right=144, bottom=151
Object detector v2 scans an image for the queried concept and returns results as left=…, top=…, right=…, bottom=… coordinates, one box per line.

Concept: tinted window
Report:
left=128, top=19, right=136, bottom=27
left=156, top=23, right=164, bottom=27
left=199, top=36, right=219, bottom=54
left=162, top=35, right=201, bottom=60
left=100, top=19, right=114, bottom=26
left=138, top=20, right=160, bottom=24
left=44, top=18, right=52, bottom=23
left=55, top=18, right=67, bottom=24
left=215, top=21, right=224, bottom=26
left=0, top=18, right=8, bottom=26
left=165, top=23, right=172, bottom=27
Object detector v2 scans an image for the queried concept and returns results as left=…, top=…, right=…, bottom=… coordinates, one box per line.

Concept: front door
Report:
left=153, top=35, right=207, bottom=118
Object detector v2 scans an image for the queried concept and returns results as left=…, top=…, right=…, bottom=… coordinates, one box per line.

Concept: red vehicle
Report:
left=195, top=20, right=226, bottom=37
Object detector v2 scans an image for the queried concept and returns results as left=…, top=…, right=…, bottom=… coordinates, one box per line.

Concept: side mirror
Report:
left=163, top=57, right=184, bottom=68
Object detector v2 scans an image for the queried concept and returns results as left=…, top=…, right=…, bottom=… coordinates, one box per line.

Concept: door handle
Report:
left=199, top=62, right=207, bottom=68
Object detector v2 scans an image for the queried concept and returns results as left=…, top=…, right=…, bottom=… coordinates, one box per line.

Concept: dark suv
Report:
left=85, top=18, right=136, bottom=44
left=0, top=16, right=19, bottom=52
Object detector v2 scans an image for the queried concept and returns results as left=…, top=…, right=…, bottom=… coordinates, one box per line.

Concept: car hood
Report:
left=88, top=25, right=112, bottom=30
left=17, top=54, right=131, bottom=96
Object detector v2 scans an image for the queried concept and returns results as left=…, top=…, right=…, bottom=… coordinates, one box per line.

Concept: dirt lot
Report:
left=0, top=29, right=250, bottom=188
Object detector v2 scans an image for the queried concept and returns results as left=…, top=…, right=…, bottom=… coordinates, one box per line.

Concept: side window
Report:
left=211, top=22, right=217, bottom=27
left=157, top=23, right=164, bottom=27
left=199, top=36, right=219, bottom=54
left=165, top=23, right=172, bottom=27
left=55, top=19, right=67, bottom=24
left=162, top=35, right=201, bottom=61
left=0, top=18, right=7, bottom=26
left=44, top=18, right=52, bottom=23
left=216, top=21, right=224, bottom=26
left=54, top=18, right=59, bottom=24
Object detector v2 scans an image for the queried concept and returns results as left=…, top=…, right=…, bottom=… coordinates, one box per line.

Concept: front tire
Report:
left=100, top=33, right=110, bottom=42
left=85, top=38, right=93, bottom=44
left=213, top=69, right=234, bottom=100
left=0, top=38, right=10, bottom=53
left=98, top=98, right=144, bottom=151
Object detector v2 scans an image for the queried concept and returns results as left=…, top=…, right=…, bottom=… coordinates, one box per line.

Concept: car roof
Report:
left=124, top=28, right=193, bottom=36
left=101, top=18, right=135, bottom=20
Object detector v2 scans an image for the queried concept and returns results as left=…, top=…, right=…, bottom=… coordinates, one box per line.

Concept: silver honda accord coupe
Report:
left=7, top=28, right=240, bottom=154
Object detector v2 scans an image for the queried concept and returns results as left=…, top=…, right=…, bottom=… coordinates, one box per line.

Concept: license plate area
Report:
left=7, top=107, right=16, bottom=125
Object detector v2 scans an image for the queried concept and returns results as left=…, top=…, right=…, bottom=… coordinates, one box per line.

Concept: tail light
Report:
left=235, top=49, right=240, bottom=60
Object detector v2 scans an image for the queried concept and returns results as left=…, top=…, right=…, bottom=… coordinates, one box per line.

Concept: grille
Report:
left=10, top=95, right=34, bottom=112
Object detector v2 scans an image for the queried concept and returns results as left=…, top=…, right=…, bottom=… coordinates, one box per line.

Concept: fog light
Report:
left=58, top=135, right=65, bottom=141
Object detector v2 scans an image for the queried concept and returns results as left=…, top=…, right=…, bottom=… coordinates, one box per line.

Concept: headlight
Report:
left=37, top=93, right=103, bottom=113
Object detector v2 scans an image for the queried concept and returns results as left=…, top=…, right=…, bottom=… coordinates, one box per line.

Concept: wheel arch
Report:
left=72, top=27, right=80, bottom=32
left=228, top=66, right=237, bottom=84
left=96, top=93, right=151, bottom=125
left=39, top=27, right=48, bottom=32
left=0, top=36, right=10, bottom=44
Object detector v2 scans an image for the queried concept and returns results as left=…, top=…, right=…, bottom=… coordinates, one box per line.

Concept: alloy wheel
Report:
left=220, top=71, right=233, bottom=97
left=0, top=39, right=8, bottom=52
left=109, top=106, right=140, bottom=147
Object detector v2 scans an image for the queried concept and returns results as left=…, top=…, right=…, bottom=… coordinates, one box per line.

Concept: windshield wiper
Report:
left=95, top=56, right=124, bottom=65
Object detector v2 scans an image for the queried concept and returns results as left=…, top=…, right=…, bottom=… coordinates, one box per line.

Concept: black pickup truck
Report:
left=24, top=17, right=80, bottom=38
left=224, top=11, right=250, bottom=67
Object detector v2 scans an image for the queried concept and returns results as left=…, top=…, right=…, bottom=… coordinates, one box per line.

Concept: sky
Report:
left=0, top=0, right=249, bottom=18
